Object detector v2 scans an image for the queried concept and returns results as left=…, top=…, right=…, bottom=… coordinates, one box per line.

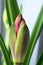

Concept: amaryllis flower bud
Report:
left=9, top=14, right=30, bottom=65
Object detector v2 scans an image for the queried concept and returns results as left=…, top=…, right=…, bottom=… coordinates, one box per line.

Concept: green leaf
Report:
left=23, top=6, right=43, bottom=65
left=36, top=52, right=43, bottom=65
left=5, top=0, right=20, bottom=27
left=4, top=0, right=12, bottom=27
left=0, top=34, right=13, bottom=65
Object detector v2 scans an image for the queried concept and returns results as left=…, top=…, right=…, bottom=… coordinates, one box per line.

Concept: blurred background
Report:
left=0, top=0, right=43, bottom=65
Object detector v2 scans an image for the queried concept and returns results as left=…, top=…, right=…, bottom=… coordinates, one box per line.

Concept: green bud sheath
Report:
left=15, top=24, right=29, bottom=62
left=9, top=24, right=16, bottom=58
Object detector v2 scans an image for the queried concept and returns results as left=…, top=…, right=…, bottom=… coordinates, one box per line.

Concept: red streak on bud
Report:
left=15, top=14, right=25, bottom=36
